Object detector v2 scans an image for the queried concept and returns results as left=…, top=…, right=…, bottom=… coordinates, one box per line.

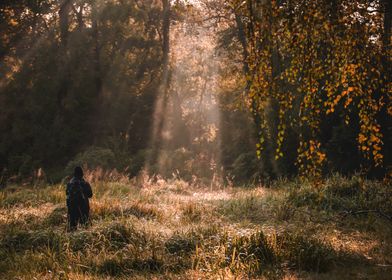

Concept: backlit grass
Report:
left=0, top=174, right=391, bottom=279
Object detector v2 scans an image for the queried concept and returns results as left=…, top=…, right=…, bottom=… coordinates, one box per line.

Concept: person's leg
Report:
left=75, top=206, right=83, bottom=227
left=80, top=205, right=90, bottom=226
left=68, top=207, right=77, bottom=231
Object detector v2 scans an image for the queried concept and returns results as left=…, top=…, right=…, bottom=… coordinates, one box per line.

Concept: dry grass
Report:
left=0, top=174, right=391, bottom=279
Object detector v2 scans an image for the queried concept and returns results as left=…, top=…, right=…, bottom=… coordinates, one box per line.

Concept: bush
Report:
left=65, top=146, right=116, bottom=176
left=128, top=149, right=149, bottom=177
left=230, top=152, right=260, bottom=184
left=8, top=154, right=35, bottom=177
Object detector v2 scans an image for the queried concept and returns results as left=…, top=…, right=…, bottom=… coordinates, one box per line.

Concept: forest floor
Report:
left=0, top=175, right=391, bottom=279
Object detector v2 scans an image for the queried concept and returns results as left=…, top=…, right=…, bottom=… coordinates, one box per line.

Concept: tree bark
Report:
left=57, top=0, right=72, bottom=108
left=72, top=4, right=84, bottom=30
left=59, top=0, right=72, bottom=47
left=149, top=0, right=171, bottom=167
left=382, top=0, right=391, bottom=77
left=382, top=0, right=391, bottom=51
left=234, top=12, right=250, bottom=92
left=92, top=4, right=102, bottom=97
left=162, top=0, right=170, bottom=76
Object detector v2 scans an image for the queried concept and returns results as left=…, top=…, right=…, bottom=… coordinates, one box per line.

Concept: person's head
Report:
left=74, top=166, right=84, bottom=179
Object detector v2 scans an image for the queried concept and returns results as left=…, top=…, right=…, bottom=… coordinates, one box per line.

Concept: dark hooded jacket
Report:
left=66, top=177, right=93, bottom=220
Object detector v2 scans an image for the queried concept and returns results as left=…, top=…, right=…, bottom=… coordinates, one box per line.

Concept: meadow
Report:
left=0, top=173, right=391, bottom=279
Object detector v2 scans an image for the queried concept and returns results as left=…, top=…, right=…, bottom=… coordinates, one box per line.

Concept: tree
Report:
left=232, top=0, right=390, bottom=177
left=0, top=0, right=168, bottom=179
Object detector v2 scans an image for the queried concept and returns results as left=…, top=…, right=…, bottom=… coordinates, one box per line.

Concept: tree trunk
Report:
left=92, top=4, right=102, bottom=97
left=149, top=0, right=171, bottom=167
left=382, top=0, right=391, bottom=51
left=382, top=0, right=391, bottom=77
left=162, top=0, right=170, bottom=76
left=234, top=12, right=250, bottom=92
left=59, top=0, right=72, bottom=47
left=73, top=4, right=85, bottom=30
left=57, top=0, right=72, bottom=108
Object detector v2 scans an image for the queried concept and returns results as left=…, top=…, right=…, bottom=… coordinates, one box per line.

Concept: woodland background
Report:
left=0, top=0, right=390, bottom=184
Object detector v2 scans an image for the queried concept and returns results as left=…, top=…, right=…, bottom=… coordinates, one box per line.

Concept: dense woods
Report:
left=0, top=0, right=390, bottom=183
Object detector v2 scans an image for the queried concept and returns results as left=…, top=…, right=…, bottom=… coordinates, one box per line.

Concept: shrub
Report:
left=230, top=152, right=260, bottom=184
left=8, top=154, right=35, bottom=177
left=65, top=146, right=116, bottom=175
left=128, top=149, right=150, bottom=177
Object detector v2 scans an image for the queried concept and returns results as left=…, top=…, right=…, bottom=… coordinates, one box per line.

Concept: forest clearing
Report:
left=0, top=0, right=391, bottom=279
left=0, top=174, right=391, bottom=279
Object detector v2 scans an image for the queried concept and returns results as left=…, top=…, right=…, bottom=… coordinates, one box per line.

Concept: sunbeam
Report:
left=146, top=1, right=222, bottom=184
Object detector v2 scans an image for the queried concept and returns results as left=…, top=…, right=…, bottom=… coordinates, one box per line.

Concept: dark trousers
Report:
left=68, top=204, right=89, bottom=231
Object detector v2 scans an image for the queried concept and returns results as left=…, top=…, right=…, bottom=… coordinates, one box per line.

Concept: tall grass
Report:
left=0, top=174, right=391, bottom=279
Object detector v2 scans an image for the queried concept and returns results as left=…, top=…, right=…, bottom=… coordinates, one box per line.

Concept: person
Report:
left=66, top=166, right=93, bottom=231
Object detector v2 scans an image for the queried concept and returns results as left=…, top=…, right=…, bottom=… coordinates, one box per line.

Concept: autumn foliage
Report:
left=233, top=0, right=390, bottom=177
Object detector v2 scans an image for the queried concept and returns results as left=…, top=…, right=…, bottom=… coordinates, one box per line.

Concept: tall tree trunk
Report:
left=380, top=0, right=391, bottom=170
left=149, top=0, right=171, bottom=167
left=160, top=0, right=171, bottom=123
left=59, top=0, right=72, bottom=47
left=382, top=0, right=391, bottom=76
left=234, top=9, right=262, bottom=144
left=157, top=0, right=171, bottom=139
left=234, top=12, right=250, bottom=92
left=92, top=4, right=102, bottom=97
left=162, top=0, right=170, bottom=77
left=382, top=0, right=391, bottom=51
left=57, top=0, right=72, bottom=108
left=72, top=4, right=85, bottom=30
